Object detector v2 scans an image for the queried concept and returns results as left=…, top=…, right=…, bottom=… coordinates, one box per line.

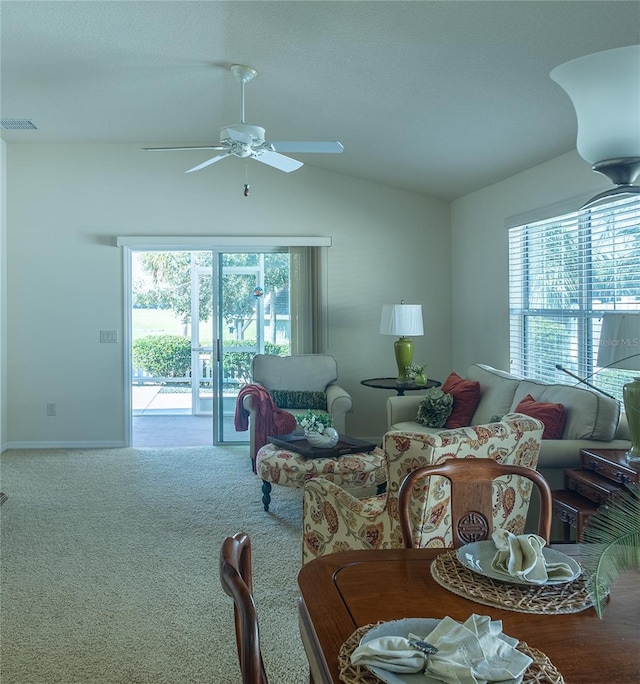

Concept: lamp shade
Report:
left=550, top=45, right=640, bottom=165
left=597, top=313, right=640, bottom=370
left=380, top=304, right=424, bottom=337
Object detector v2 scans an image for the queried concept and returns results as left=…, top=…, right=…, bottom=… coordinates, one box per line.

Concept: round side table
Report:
left=361, top=377, right=441, bottom=396
left=255, top=443, right=386, bottom=512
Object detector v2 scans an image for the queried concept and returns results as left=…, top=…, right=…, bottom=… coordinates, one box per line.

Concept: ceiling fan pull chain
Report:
left=244, top=161, right=250, bottom=196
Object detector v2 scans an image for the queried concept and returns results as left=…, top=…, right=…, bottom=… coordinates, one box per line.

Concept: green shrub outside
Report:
left=133, top=335, right=192, bottom=378
left=133, top=335, right=289, bottom=384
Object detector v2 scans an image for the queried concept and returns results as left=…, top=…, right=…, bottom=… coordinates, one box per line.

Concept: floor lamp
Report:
left=597, top=313, right=640, bottom=464
left=380, top=302, right=424, bottom=383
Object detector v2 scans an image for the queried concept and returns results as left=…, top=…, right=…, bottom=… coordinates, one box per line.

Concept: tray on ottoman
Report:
left=268, top=433, right=376, bottom=459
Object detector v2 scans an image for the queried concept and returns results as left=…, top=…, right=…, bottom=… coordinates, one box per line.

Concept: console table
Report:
left=361, top=377, right=440, bottom=396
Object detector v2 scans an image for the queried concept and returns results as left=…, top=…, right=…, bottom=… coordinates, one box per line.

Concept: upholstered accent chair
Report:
left=301, top=413, right=544, bottom=564
left=239, top=354, right=352, bottom=469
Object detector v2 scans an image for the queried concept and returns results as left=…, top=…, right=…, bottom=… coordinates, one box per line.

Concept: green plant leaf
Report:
left=579, top=482, right=640, bottom=618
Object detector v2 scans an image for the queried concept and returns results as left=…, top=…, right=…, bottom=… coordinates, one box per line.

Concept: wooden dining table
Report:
left=297, top=547, right=639, bottom=684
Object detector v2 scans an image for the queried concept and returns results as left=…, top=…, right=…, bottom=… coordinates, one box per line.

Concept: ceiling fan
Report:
left=142, top=64, right=343, bottom=174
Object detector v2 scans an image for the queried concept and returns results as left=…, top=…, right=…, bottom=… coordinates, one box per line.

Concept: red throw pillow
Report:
left=441, top=372, right=481, bottom=429
left=515, top=394, right=566, bottom=439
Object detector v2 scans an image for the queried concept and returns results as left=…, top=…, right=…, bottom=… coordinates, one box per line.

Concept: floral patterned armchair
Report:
left=301, top=413, right=544, bottom=564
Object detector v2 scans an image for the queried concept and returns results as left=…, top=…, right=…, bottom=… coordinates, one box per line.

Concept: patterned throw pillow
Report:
left=416, top=388, right=454, bottom=428
left=269, top=390, right=327, bottom=410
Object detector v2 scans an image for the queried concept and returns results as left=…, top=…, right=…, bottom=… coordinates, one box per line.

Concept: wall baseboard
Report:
left=2, top=440, right=126, bottom=451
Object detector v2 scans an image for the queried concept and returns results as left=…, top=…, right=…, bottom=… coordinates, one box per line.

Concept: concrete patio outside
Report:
left=132, top=385, right=247, bottom=447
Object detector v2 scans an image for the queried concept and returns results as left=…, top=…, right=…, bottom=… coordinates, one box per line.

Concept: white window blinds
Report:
left=508, top=195, right=640, bottom=401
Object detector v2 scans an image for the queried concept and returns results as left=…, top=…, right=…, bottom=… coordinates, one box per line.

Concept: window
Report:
left=509, top=196, right=640, bottom=402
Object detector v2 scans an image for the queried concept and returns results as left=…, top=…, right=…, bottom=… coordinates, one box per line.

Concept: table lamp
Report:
left=380, top=302, right=424, bottom=383
left=597, top=312, right=640, bottom=464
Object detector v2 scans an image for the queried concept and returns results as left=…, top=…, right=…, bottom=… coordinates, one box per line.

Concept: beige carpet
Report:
left=0, top=446, right=309, bottom=683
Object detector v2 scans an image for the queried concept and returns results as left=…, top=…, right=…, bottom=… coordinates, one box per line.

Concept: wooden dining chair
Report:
left=219, top=532, right=269, bottom=684
left=398, top=458, right=553, bottom=548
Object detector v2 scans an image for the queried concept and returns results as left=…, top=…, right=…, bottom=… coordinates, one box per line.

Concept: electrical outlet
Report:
left=46, top=402, right=56, bottom=416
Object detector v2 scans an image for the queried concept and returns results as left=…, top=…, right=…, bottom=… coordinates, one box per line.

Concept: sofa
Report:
left=387, top=363, right=631, bottom=491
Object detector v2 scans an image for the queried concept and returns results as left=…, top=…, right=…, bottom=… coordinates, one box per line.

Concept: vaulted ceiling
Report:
left=2, top=1, right=639, bottom=200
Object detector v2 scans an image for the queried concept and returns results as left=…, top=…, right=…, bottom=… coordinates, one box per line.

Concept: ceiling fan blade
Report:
left=270, top=141, right=344, bottom=154
left=142, top=146, right=226, bottom=152
left=254, top=150, right=303, bottom=173
left=185, top=153, right=231, bottom=173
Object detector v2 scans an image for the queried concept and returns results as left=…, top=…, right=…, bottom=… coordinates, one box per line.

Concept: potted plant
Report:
left=296, top=409, right=339, bottom=448
left=406, top=363, right=427, bottom=386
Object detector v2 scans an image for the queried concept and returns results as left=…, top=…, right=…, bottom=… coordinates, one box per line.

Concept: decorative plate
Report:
left=456, top=541, right=581, bottom=586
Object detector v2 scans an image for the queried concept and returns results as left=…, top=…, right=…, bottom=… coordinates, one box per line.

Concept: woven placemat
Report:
left=431, top=550, right=596, bottom=615
left=338, top=623, right=564, bottom=684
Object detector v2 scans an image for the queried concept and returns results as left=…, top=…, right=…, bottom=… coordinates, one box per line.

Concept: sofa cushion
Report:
left=466, top=364, right=522, bottom=425
left=442, top=372, right=481, bottom=428
left=514, top=394, right=566, bottom=439
left=510, top=380, right=620, bottom=441
left=416, top=388, right=454, bottom=428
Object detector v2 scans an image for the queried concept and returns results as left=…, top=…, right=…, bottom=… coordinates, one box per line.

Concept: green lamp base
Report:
left=394, top=337, right=414, bottom=383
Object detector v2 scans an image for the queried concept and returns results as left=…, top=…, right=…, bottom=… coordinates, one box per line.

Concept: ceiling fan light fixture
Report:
left=580, top=157, right=640, bottom=209
left=220, top=124, right=265, bottom=147
left=550, top=44, right=640, bottom=209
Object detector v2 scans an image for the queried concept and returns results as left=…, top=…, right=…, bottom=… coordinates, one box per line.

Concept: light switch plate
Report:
left=100, top=330, right=118, bottom=343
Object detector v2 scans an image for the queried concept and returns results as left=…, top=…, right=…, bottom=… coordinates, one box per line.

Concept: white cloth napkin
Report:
left=350, top=635, right=427, bottom=673
left=350, top=614, right=533, bottom=683
left=491, top=529, right=575, bottom=584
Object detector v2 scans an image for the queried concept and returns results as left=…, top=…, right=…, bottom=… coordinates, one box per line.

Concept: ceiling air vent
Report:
left=0, top=119, right=37, bottom=130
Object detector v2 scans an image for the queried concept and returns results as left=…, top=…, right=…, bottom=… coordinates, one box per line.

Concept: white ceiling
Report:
left=2, top=1, right=639, bottom=200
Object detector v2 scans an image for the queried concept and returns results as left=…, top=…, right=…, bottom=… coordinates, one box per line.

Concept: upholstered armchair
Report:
left=301, top=413, right=544, bottom=564
left=238, top=354, right=352, bottom=471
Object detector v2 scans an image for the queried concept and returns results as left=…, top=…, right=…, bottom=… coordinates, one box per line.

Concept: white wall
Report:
left=5, top=143, right=450, bottom=447
left=1, top=140, right=7, bottom=450
left=5, top=144, right=618, bottom=450
left=450, top=150, right=611, bottom=374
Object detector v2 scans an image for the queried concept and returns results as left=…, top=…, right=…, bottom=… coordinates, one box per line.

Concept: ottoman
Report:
left=256, top=443, right=387, bottom=512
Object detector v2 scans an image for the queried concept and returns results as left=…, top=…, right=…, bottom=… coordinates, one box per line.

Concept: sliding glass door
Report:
left=217, top=252, right=294, bottom=440
left=131, top=249, right=292, bottom=445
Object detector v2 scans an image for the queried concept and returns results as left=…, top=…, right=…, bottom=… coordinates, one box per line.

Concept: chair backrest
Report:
left=251, top=354, right=338, bottom=391
left=219, top=533, right=268, bottom=684
left=382, top=413, right=544, bottom=547
left=398, top=458, right=552, bottom=547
